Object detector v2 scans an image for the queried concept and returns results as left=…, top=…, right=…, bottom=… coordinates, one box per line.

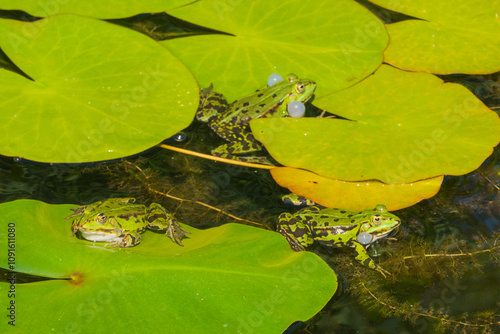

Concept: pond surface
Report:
left=0, top=114, right=498, bottom=333
left=0, top=6, right=498, bottom=334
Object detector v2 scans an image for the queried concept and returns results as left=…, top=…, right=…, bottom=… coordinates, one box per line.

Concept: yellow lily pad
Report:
left=272, top=167, right=443, bottom=211
left=252, top=65, right=500, bottom=184
left=368, top=0, right=500, bottom=74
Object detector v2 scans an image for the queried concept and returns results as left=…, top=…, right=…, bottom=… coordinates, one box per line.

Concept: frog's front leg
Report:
left=106, top=232, right=142, bottom=248
left=277, top=213, right=315, bottom=251
left=212, top=128, right=272, bottom=164
left=351, top=241, right=391, bottom=277
left=146, top=203, right=190, bottom=246
left=196, top=88, right=228, bottom=123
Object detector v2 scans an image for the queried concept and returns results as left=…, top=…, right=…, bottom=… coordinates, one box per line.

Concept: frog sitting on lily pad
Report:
left=278, top=204, right=401, bottom=277
left=65, top=198, right=189, bottom=248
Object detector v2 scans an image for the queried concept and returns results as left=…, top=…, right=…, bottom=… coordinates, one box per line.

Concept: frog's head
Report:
left=68, top=203, right=120, bottom=236
left=357, top=204, right=401, bottom=246
left=286, top=73, right=316, bottom=104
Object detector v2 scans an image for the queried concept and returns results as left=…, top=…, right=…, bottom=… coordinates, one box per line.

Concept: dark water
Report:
left=1, top=119, right=498, bottom=334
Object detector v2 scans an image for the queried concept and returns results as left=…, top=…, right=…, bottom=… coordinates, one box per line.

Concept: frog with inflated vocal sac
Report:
left=196, top=73, right=316, bottom=164
left=278, top=204, right=401, bottom=276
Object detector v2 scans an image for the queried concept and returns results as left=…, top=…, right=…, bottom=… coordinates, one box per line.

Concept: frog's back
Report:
left=302, top=208, right=369, bottom=227
left=217, top=75, right=310, bottom=126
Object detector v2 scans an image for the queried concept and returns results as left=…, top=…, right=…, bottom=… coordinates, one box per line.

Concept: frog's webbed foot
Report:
left=374, top=265, right=391, bottom=278
left=165, top=223, right=190, bottom=246
left=65, top=205, right=87, bottom=219
left=147, top=204, right=190, bottom=246
left=105, top=233, right=142, bottom=248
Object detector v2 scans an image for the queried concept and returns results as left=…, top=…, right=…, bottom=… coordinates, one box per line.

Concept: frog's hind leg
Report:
left=351, top=241, right=391, bottom=277
left=277, top=213, right=315, bottom=251
left=106, top=232, right=142, bottom=248
left=147, top=203, right=190, bottom=246
left=211, top=130, right=273, bottom=165
left=196, top=87, right=228, bottom=123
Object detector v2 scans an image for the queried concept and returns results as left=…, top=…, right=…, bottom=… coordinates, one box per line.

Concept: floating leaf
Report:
left=0, top=14, right=198, bottom=163
left=0, top=199, right=337, bottom=333
left=272, top=167, right=443, bottom=211
left=252, top=65, right=500, bottom=184
left=1, top=0, right=191, bottom=19
left=163, top=0, right=388, bottom=101
left=368, top=0, right=500, bottom=74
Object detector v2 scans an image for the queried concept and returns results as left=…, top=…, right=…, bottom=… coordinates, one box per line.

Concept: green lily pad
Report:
left=368, top=0, right=500, bottom=74
left=252, top=65, right=500, bottom=184
left=0, top=199, right=337, bottom=333
left=0, top=14, right=198, bottom=163
left=1, top=0, right=191, bottom=19
left=163, top=0, right=388, bottom=101
left=272, top=167, right=443, bottom=211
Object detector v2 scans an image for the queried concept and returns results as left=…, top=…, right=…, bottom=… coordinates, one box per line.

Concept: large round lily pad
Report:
left=368, top=0, right=500, bottom=74
left=252, top=65, right=500, bottom=184
left=0, top=199, right=337, bottom=333
left=1, top=0, right=191, bottom=19
left=163, top=0, right=388, bottom=101
left=0, top=14, right=198, bottom=163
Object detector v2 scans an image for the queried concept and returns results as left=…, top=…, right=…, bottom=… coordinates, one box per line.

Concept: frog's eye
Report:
left=96, top=213, right=108, bottom=225
left=296, top=83, right=305, bottom=94
left=371, top=215, right=382, bottom=226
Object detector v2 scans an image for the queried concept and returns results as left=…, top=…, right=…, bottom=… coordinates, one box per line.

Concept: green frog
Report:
left=196, top=74, right=316, bottom=164
left=65, top=198, right=190, bottom=248
left=278, top=204, right=401, bottom=276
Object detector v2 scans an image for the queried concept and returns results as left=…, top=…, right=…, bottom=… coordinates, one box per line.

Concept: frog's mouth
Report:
left=373, top=226, right=400, bottom=243
left=373, top=229, right=394, bottom=240
left=73, top=229, right=123, bottom=243
left=301, top=97, right=312, bottom=104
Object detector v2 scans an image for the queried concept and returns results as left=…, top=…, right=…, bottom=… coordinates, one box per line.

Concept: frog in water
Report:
left=196, top=74, right=316, bottom=164
left=65, top=198, right=190, bottom=248
left=278, top=204, right=401, bottom=276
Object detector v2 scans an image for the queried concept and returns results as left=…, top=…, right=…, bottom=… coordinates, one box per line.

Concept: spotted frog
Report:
left=65, top=198, right=190, bottom=248
left=196, top=74, right=316, bottom=164
left=278, top=204, right=401, bottom=276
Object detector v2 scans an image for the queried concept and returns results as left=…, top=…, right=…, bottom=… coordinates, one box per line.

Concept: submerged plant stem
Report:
left=148, top=186, right=267, bottom=228
left=402, top=243, right=500, bottom=260
left=123, top=161, right=267, bottom=228
left=160, top=144, right=274, bottom=169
